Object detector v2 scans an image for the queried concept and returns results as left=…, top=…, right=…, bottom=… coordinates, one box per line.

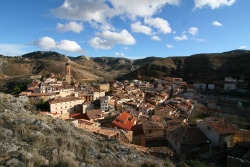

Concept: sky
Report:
left=0, top=0, right=249, bottom=59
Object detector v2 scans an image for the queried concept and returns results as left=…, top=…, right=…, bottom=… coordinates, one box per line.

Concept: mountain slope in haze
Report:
left=120, top=50, right=250, bottom=83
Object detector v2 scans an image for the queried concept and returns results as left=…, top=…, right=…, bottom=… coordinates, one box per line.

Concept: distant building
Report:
left=65, top=62, right=71, bottom=84
left=224, top=76, right=236, bottom=91
left=112, top=111, right=137, bottom=130
left=96, top=83, right=110, bottom=92
left=197, top=121, right=236, bottom=149
left=193, top=82, right=206, bottom=90
left=208, top=83, right=215, bottom=90
left=167, top=125, right=209, bottom=156
left=49, top=97, right=82, bottom=118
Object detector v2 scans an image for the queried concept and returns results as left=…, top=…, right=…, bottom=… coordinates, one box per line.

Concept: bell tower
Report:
left=65, top=62, right=71, bottom=84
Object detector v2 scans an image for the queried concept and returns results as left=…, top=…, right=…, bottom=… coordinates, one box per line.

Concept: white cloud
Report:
left=192, top=37, right=205, bottom=42
left=90, top=29, right=136, bottom=50
left=131, top=21, right=152, bottom=35
left=56, top=40, right=85, bottom=53
left=114, top=52, right=125, bottom=56
left=173, top=35, right=188, bottom=41
left=89, top=37, right=112, bottom=50
left=0, top=44, right=29, bottom=56
left=31, top=36, right=56, bottom=50
left=123, top=47, right=129, bottom=50
left=188, top=27, right=198, bottom=36
left=51, top=0, right=118, bottom=24
left=98, top=29, right=136, bottom=45
left=56, top=21, right=83, bottom=33
left=194, top=0, right=236, bottom=9
left=31, top=36, right=86, bottom=53
left=109, top=0, right=180, bottom=19
left=166, top=44, right=174, bottom=48
left=212, top=21, right=223, bottom=26
left=238, top=46, right=248, bottom=49
left=151, top=36, right=161, bottom=41
left=144, top=17, right=171, bottom=34
left=51, top=0, right=180, bottom=28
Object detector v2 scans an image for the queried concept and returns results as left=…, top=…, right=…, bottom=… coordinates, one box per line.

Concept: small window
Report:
left=149, top=130, right=152, bottom=133
left=207, top=125, right=211, bottom=130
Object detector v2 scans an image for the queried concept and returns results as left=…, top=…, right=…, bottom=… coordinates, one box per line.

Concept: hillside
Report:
left=120, top=50, right=250, bottom=84
left=1, top=50, right=250, bottom=93
left=0, top=51, right=161, bottom=92
left=0, top=93, right=173, bottom=166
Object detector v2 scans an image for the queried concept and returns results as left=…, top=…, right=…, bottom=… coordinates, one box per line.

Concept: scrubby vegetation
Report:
left=0, top=93, right=174, bottom=167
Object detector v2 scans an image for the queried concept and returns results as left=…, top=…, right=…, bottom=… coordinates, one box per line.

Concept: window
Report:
left=207, top=125, right=211, bottom=130
left=149, top=130, right=152, bottom=133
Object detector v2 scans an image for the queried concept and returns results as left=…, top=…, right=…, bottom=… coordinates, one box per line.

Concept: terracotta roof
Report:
left=29, top=93, right=57, bottom=97
left=78, top=119, right=97, bottom=126
left=151, top=115, right=161, bottom=122
left=40, top=112, right=59, bottom=116
left=19, top=91, right=31, bottom=95
left=112, top=111, right=136, bottom=130
left=208, top=121, right=236, bottom=135
left=168, top=125, right=186, bottom=142
left=27, top=87, right=35, bottom=91
left=142, top=120, right=164, bottom=130
left=140, top=104, right=154, bottom=109
left=181, top=127, right=208, bottom=144
left=49, top=97, right=82, bottom=104
left=130, top=110, right=140, bottom=117
left=69, top=113, right=87, bottom=119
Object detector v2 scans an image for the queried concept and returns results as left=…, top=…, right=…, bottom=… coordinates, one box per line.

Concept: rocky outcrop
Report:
left=0, top=93, right=173, bottom=167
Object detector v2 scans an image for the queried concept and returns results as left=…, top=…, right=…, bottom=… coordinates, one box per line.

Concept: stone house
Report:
left=224, top=76, right=237, bottom=91
left=167, top=125, right=209, bottom=157
left=197, top=121, right=236, bottom=149
left=82, top=101, right=93, bottom=113
left=154, top=105, right=176, bottom=121
left=93, top=90, right=105, bottom=100
left=85, top=109, right=105, bottom=121
left=139, top=103, right=154, bottom=116
left=100, top=96, right=110, bottom=112
left=112, top=111, right=137, bottom=131
left=49, top=97, right=83, bottom=118
left=141, top=120, right=164, bottom=137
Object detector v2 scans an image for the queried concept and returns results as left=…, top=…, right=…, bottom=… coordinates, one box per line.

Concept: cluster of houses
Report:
left=18, top=63, right=250, bottom=164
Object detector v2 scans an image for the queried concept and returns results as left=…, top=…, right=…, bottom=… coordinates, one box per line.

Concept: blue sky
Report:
left=0, top=0, right=249, bottom=59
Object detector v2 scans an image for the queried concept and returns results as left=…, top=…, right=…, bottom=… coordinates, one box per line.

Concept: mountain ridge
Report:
left=1, top=49, right=250, bottom=92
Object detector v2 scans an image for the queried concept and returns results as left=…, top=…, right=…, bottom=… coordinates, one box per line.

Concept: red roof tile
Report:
left=208, top=121, right=236, bottom=135
left=112, top=111, right=136, bottom=130
left=69, top=113, right=87, bottom=119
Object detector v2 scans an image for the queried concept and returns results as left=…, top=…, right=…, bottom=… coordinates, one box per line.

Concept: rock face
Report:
left=0, top=93, right=173, bottom=167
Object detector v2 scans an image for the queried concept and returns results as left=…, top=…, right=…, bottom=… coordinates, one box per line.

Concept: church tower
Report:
left=65, top=62, right=71, bottom=84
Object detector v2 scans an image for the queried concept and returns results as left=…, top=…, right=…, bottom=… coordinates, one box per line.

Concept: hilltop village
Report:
left=18, top=62, right=250, bottom=166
